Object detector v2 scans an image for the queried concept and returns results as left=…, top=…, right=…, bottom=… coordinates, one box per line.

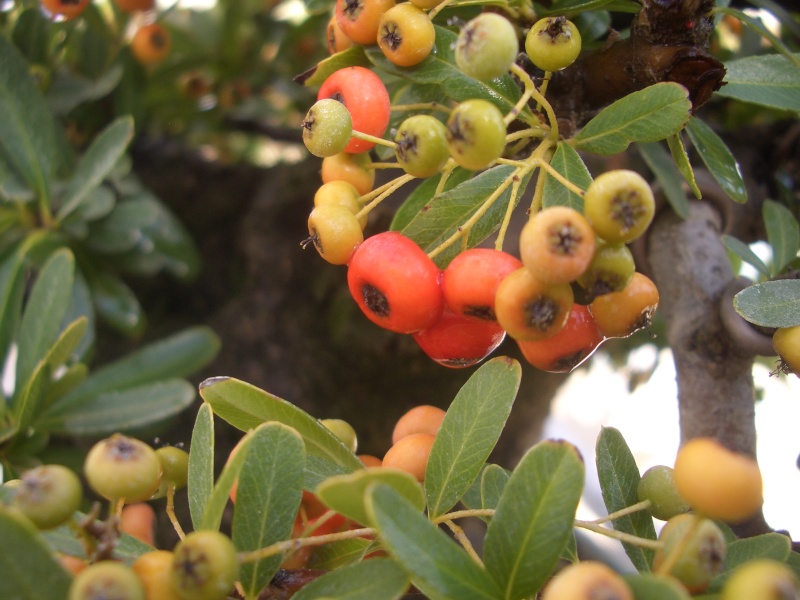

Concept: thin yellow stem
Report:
left=369, top=162, right=403, bottom=170
left=510, top=63, right=559, bottom=142
left=434, top=160, right=457, bottom=196
left=496, top=157, right=528, bottom=169
left=392, top=102, right=451, bottom=115
left=166, top=485, right=186, bottom=541
left=431, top=508, right=496, bottom=524
left=359, top=174, right=413, bottom=206
left=113, top=498, right=125, bottom=520
left=237, top=527, right=375, bottom=564
left=529, top=162, right=548, bottom=215
left=351, top=130, right=396, bottom=149
left=443, top=519, right=483, bottom=565
left=355, top=174, right=415, bottom=220
left=574, top=520, right=663, bottom=551
left=535, top=159, right=587, bottom=198
left=505, top=128, right=546, bottom=144
left=506, top=63, right=536, bottom=127
left=427, top=0, right=456, bottom=20
left=495, top=173, right=522, bottom=252
left=591, top=500, right=652, bottom=525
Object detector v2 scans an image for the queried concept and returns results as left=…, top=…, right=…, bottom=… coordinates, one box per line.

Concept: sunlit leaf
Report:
left=763, top=200, right=799, bottom=276
left=624, top=573, right=693, bottom=599
left=189, top=403, right=215, bottom=530
left=734, top=279, right=800, bottom=328
left=638, top=142, right=690, bottom=219
left=542, top=143, right=592, bottom=211
left=721, top=235, right=770, bottom=279
left=685, top=117, right=747, bottom=204
left=709, top=533, right=792, bottom=591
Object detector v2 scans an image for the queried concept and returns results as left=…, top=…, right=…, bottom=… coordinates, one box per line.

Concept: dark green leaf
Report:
left=234, top=423, right=306, bottom=598
left=0, top=506, right=72, bottom=600
left=47, top=65, right=124, bottom=115
left=483, top=440, right=585, bottom=599
left=188, top=403, right=215, bottom=530
left=573, top=83, right=691, bottom=155
left=710, top=533, right=792, bottom=591
left=292, top=557, right=411, bottom=600
left=297, top=45, right=371, bottom=87
left=85, top=195, right=161, bottom=254
left=721, top=235, right=770, bottom=278
left=316, top=468, right=424, bottom=527
left=426, top=356, right=521, bottom=518
left=199, top=377, right=363, bottom=472
left=685, top=117, right=747, bottom=204
left=366, top=483, right=503, bottom=600
left=666, top=134, right=701, bottom=199
left=14, top=360, right=50, bottom=437
left=304, top=454, right=355, bottom=491
left=0, top=242, right=29, bottom=378
left=763, top=200, right=799, bottom=276
left=734, top=280, right=800, bottom=328
left=638, top=142, right=690, bottom=219
left=11, top=9, right=53, bottom=65
left=542, top=143, right=592, bottom=211
left=624, top=573, right=692, bottom=599
left=308, top=537, right=374, bottom=570
left=596, top=426, right=657, bottom=572
left=42, top=317, right=88, bottom=371
left=390, top=168, right=473, bottom=232
left=543, top=0, right=638, bottom=15
left=42, top=363, right=88, bottom=411
left=86, top=269, right=145, bottom=336
left=200, top=429, right=255, bottom=531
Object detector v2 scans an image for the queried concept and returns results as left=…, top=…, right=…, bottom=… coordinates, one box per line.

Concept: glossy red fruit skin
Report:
left=413, top=310, right=506, bottom=368
left=516, top=303, right=605, bottom=372
left=442, top=248, right=523, bottom=322
left=347, top=231, right=443, bottom=334
left=318, top=67, right=390, bottom=154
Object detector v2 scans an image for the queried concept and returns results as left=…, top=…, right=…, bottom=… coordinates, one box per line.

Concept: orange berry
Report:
left=132, top=550, right=182, bottom=600
left=335, top=0, right=396, bottom=45
left=41, top=0, right=90, bottom=20
left=358, top=454, right=383, bottom=467
left=120, top=503, right=156, bottom=547
left=542, top=561, right=633, bottom=600
left=58, top=553, right=88, bottom=575
left=131, top=24, right=171, bottom=66
left=327, top=13, right=354, bottom=54
left=113, top=0, right=155, bottom=11
left=321, top=152, right=375, bottom=195
left=382, top=432, right=435, bottom=482
left=392, top=405, right=446, bottom=445
left=589, top=272, right=658, bottom=338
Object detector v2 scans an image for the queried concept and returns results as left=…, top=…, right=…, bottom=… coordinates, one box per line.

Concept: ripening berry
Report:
left=302, top=99, right=354, bottom=158
left=131, top=24, right=171, bottom=66
left=155, top=446, right=190, bottom=491
left=41, top=0, right=90, bottom=20
left=445, top=99, right=507, bottom=171
left=378, top=3, right=435, bottom=67
left=652, top=514, right=726, bottom=593
left=11, top=464, right=82, bottom=530
left=171, top=530, right=239, bottom=600
left=321, top=152, right=375, bottom=195
left=132, top=551, right=182, bottom=600
left=525, top=16, right=582, bottom=72
left=541, top=561, right=633, bottom=600
left=327, top=13, right=354, bottom=54
left=636, top=465, right=690, bottom=521
left=721, top=559, right=800, bottom=600
left=583, top=170, right=655, bottom=244
left=120, top=503, right=156, bottom=546
left=589, top=272, right=659, bottom=338
left=455, top=13, right=518, bottom=82
left=395, top=115, right=450, bottom=178
left=392, top=405, right=446, bottom=445
left=382, top=432, right=435, bottom=482
left=314, top=180, right=367, bottom=229
left=84, top=434, right=162, bottom=503
left=306, top=202, right=365, bottom=265
left=576, top=239, right=635, bottom=300
left=335, top=0, right=396, bottom=45
left=359, top=454, right=383, bottom=467
left=772, top=325, right=800, bottom=377
left=320, top=418, right=359, bottom=453
left=69, top=561, right=146, bottom=600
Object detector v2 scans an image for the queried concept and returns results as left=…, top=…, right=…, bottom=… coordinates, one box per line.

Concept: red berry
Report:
left=413, top=310, right=506, bottom=368
left=318, top=67, right=391, bottom=154
left=516, top=303, right=604, bottom=372
left=347, top=232, right=443, bottom=334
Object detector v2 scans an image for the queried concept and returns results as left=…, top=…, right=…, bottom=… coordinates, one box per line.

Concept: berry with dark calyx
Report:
left=445, top=99, right=507, bottom=171
left=520, top=205, right=596, bottom=285
left=305, top=203, right=364, bottom=265
left=114, top=0, right=155, bottom=11
left=516, top=303, right=604, bottom=373
left=392, top=405, right=446, bottom=445
left=378, top=3, right=435, bottom=67
left=576, top=239, right=635, bottom=299
left=541, top=561, right=633, bottom=600
left=772, top=325, right=800, bottom=377
left=652, top=514, right=726, bottom=594
left=11, top=464, right=82, bottom=530
left=347, top=231, right=444, bottom=334
left=314, top=180, right=366, bottom=229
left=335, top=0, right=396, bottom=45
left=318, top=67, right=391, bottom=154
left=673, top=437, right=763, bottom=523
left=320, top=418, right=359, bottom=453
left=442, top=248, right=523, bottom=322
left=132, top=551, right=182, bottom=600
left=455, top=13, right=518, bottom=82
left=327, top=13, right=354, bottom=54
left=151, top=446, right=190, bottom=498
left=589, top=272, right=659, bottom=338
left=302, top=99, right=353, bottom=158
left=131, top=24, right=172, bottom=66
left=636, top=465, right=690, bottom=521
left=394, top=115, right=450, bottom=178
left=171, top=530, right=239, bottom=600
left=321, top=152, right=375, bottom=195
left=382, top=432, right=436, bottom=482
left=69, top=561, right=146, bottom=600
left=41, top=0, right=90, bottom=20
left=721, top=559, right=800, bottom=600
left=413, top=309, right=506, bottom=368
left=84, top=434, right=162, bottom=504
left=583, top=170, right=655, bottom=244
left=525, top=16, right=581, bottom=72
left=494, top=267, right=574, bottom=341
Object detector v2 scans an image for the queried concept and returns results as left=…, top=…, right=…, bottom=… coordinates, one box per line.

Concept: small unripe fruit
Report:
left=306, top=203, right=364, bottom=265
left=154, top=446, right=190, bottom=495
left=541, top=561, right=633, bottom=600
left=721, top=559, right=800, bottom=600
left=320, top=418, right=359, bottom=453
left=583, top=170, right=655, bottom=244
left=773, top=325, right=800, bottom=377
left=395, top=115, right=449, bottom=178
left=636, top=465, right=690, bottom=521
left=525, top=16, right=581, bottom=72
left=378, top=3, right=435, bottom=67
left=84, top=434, right=162, bottom=503
left=455, top=13, right=518, bottom=82
left=321, top=152, right=375, bottom=195
left=652, top=514, right=726, bottom=593
left=445, top=99, right=507, bottom=171
left=12, top=464, right=82, bottom=530
left=171, top=530, right=239, bottom=600
left=69, top=561, right=146, bottom=600
left=302, top=99, right=353, bottom=158
left=382, top=432, right=435, bottom=482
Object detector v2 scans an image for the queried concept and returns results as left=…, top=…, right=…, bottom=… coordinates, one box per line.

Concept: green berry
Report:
left=11, top=464, right=82, bottom=530
left=395, top=115, right=450, bottom=178
left=151, top=446, right=190, bottom=498
left=320, top=418, right=358, bottom=453
left=171, top=530, right=239, bottom=600
left=577, top=239, right=635, bottom=300
left=84, top=434, right=162, bottom=503
left=302, top=99, right=353, bottom=158
left=445, top=99, right=506, bottom=171
left=455, top=13, right=518, bottom=82
left=583, top=170, right=655, bottom=244
left=306, top=203, right=364, bottom=265
left=637, top=465, right=690, bottom=521
left=525, top=16, right=582, bottom=72
left=69, top=561, right=145, bottom=600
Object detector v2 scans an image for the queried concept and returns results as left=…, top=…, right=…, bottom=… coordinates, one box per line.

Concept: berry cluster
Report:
left=300, top=13, right=664, bottom=373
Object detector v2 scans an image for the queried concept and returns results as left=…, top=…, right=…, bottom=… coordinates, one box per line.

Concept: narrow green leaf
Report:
left=721, top=235, right=770, bottom=278
left=234, top=423, right=306, bottom=598
left=542, top=143, right=592, bottom=211
left=763, top=200, right=799, bottom=276
left=624, top=573, right=692, bottom=599
left=458, top=463, right=511, bottom=522
left=308, top=538, right=374, bottom=570
left=292, top=557, right=410, bottom=600
left=199, top=377, right=363, bottom=472
left=0, top=506, right=72, bottom=600
left=0, top=243, right=29, bottom=375
left=87, top=269, right=145, bottom=336
left=483, top=440, right=585, bottom=599
left=58, top=116, right=134, bottom=220
left=366, top=483, right=503, bottom=600
left=710, top=533, right=792, bottom=591
left=189, top=403, right=215, bottom=530
left=14, top=360, right=50, bottom=434
left=200, top=430, right=255, bottom=531
left=304, top=455, right=355, bottom=491
left=11, top=8, right=53, bottom=65
left=42, top=363, right=88, bottom=411
left=666, top=134, right=701, bottom=199
left=390, top=168, right=473, bottom=232
left=426, top=356, right=521, bottom=518
left=42, top=317, right=88, bottom=371
left=596, top=427, right=657, bottom=572
left=734, top=280, right=800, bottom=328
left=638, top=142, right=690, bottom=219
left=15, top=248, right=74, bottom=396
left=85, top=195, right=161, bottom=255
left=39, top=378, right=195, bottom=435
left=316, top=468, right=424, bottom=527
left=715, top=11, right=800, bottom=79
left=573, top=83, right=691, bottom=155
left=685, top=117, right=747, bottom=204
left=46, top=64, right=124, bottom=116
left=296, top=46, right=371, bottom=88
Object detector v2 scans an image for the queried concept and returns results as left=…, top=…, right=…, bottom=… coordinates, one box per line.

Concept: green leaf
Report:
left=15, top=248, right=74, bottom=397
left=234, top=423, right=306, bottom=598
left=0, top=36, right=70, bottom=203
left=721, top=235, right=770, bottom=279
left=58, top=116, right=134, bottom=220
left=459, top=463, right=511, bottom=520
left=42, top=317, right=88, bottom=371
left=39, top=378, right=196, bottom=435
left=44, top=515, right=153, bottom=563
left=366, top=483, right=503, bottom=600
left=85, top=195, right=162, bottom=254
left=637, top=142, right=690, bottom=219
left=305, top=454, right=355, bottom=491
left=734, top=280, right=800, bottom=328
left=308, top=538, right=374, bottom=570
left=316, top=468, right=424, bottom=527
left=624, top=573, right=692, bottom=599
left=666, top=134, right=701, bottom=199
left=200, top=429, right=255, bottom=531
left=297, top=45, right=371, bottom=87
left=426, top=356, right=521, bottom=518
left=11, top=8, right=53, bottom=65
left=0, top=243, right=30, bottom=377
left=483, top=440, right=585, bottom=600
left=47, top=64, right=124, bottom=116
left=685, top=117, right=747, bottom=204
left=390, top=168, right=473, bottom=232
left=596, top=426, right=657, bottom=572
left=573, top=83, right=691, bottom=155
left=0, top=506, right=72, bottom=600
left=542, top=143, right=592, bottom=211
left=188, top=403, right=215, bottom=530
left=763, top=200, right=799, bottom=276
left=401, top=165, right=529, bottom=268
left=86, top=269, right=145, bottom=336
left=710, top=533, right=792, bottom=591
left=199, top=377, right=363, bottom=473
left=292, top=557, right=411, bottom=600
